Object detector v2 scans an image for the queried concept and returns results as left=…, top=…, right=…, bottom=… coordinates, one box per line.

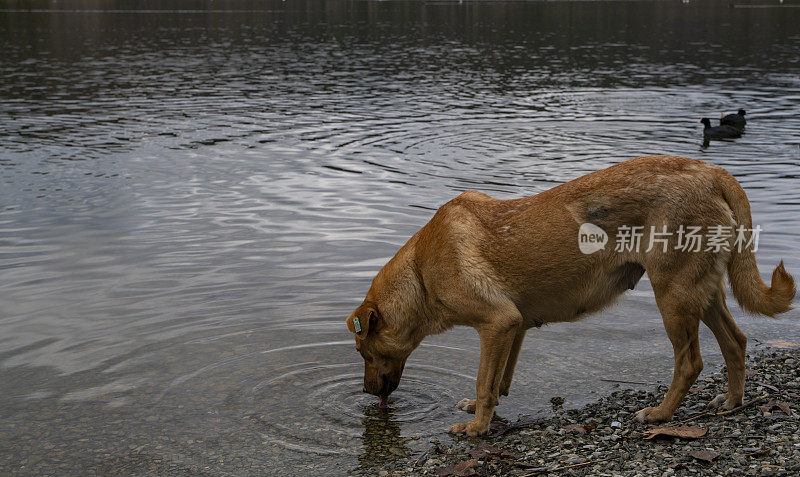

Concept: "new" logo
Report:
left=578, top=223, right=608, bottom=254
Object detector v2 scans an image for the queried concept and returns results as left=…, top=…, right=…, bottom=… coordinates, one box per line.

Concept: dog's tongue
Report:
left=378, top=394, right=389, bottom=408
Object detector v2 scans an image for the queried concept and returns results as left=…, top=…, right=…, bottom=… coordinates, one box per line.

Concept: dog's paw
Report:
left=634, top=406, right=672, bottom=423
left=708, top=393, right=741, bottom=411
left=455, top=398, right=476, bottom=414
left=448, top=420, right=489, bottom=437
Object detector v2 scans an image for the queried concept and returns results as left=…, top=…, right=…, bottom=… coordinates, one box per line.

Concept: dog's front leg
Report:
left=449, top=312, right=521, bottom=436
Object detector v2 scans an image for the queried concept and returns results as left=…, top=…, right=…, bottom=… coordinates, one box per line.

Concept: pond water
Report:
left=1, top=0, right=799, bottom=474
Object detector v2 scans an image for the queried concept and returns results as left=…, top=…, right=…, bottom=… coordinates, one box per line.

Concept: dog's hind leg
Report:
left=635, top=285, right=704, bottom=423
left=500, top=328, right=527, bottom=396
left=701, top=288, right=746, bottom=410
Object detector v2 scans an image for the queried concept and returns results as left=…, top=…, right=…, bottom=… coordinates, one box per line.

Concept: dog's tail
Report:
left=718, top=172, right=795, bottom=317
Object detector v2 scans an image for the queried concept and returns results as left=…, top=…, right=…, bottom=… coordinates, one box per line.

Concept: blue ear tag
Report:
left=353, top=316, right=362, bottom=333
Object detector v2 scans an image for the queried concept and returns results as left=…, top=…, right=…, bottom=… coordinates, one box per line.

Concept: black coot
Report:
left=701, top=118, right=741, bottom=139
left=720, top=109, right=746, bottom=130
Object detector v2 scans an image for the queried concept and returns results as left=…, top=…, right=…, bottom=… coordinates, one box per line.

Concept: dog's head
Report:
left=346, top=301, right=416, bottom=407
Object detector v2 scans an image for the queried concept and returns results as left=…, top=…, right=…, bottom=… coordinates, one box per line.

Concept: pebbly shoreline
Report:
left=377, top=347, right=799, bottom=476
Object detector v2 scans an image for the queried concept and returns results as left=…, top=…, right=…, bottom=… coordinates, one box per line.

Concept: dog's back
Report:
left=415, top=155, right=793, bottom=326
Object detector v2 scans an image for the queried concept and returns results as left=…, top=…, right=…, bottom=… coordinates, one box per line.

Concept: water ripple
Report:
left=1, top=1, right=800, bottom=474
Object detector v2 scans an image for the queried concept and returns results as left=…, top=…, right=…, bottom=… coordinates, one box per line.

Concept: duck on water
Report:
left=700, top=118, right=742, bottom=140
left=721, top=109, right=746, bottom=130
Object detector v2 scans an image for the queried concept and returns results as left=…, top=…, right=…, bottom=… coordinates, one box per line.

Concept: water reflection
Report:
left=359, top=406, right=413, bottom=469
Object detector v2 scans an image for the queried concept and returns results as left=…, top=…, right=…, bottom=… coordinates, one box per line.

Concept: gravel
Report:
left=378, top=348, right=800, bottom=476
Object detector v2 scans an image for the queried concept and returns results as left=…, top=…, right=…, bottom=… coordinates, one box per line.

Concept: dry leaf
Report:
left=759, top=398, right=778, bottom=414
left=469, top=442, right=519, bottom=461
left=643, top=425, right=708, bottom=440
left=689, top=449, right=720, bottom=462
left=436, top=458, right=478, bottom=477
left=760, top=399, right=794, bottom=416
left=563, top=423, right=595, bottom=435
left=469, top=442, right=497, bottom=460
left=563, top=423, right=587, bottom=434
left=764, top=339, right=799, bottom=349
left=776, top=402, right=793, bottom=416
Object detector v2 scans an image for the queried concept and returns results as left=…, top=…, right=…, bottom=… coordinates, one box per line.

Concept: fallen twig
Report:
left=672, top=410, right=712, bottom=425
left=600, top=378, right=656, bottom=386
left=716, top=394, right=770, bottom=416
left=487, top=416, right=548, bottom=438
left=743, top=442, right=785, bottom=458
left=520, top=457, right=612, bottom=476
left=662, top=392, right=772, bottom=427
left=755, top=381, right=780, bottom=392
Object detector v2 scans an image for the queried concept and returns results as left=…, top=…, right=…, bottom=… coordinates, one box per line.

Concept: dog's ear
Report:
left=347, top=304, right=379, bottom=336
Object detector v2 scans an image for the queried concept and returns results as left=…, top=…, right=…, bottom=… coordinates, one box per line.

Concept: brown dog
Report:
left=346, top=155, right=795, bottom=436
